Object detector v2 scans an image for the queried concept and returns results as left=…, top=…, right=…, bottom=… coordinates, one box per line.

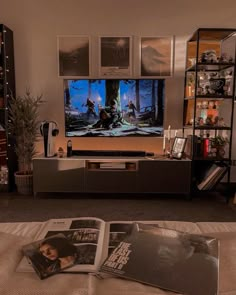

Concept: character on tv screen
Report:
left=84, top=97, right=97, bottom=120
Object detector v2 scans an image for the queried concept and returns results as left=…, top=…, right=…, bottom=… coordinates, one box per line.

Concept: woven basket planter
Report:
left=14, top=172, right=33, bottom=195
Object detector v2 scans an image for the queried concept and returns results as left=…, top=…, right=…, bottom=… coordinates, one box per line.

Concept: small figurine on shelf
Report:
left=200, top=50, right=217, bottom=63
left=229, top=56, right=234, bottom=63
left=205, top=115, right=214, bottom=125
left=219, top=53, right=228, bottom=63
left=197, top=117, right=204, bottom=126
left=214, top=116, right=219, bottom=126
left=58, top=147, right=64, bottom=158
left=218, top=117, right=225, bottom=127
left=204, top=85, right=211, bottom=95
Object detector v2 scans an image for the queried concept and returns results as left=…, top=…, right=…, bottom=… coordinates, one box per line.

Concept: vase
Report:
left=14, top=171, right=33, bottom=195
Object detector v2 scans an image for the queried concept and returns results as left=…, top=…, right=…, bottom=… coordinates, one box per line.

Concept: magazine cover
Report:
left=100, top=223, right=219, bottom=295
left=22, top=234, right=79, bottom=279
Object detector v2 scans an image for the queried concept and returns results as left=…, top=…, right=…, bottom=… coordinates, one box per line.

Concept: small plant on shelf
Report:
left=211, top=135, right=229, bottom=147
left=211, top=135, right=229, bottom=159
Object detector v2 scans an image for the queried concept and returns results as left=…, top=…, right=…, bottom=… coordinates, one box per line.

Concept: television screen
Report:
left=64, top=79, right=165, bottom=137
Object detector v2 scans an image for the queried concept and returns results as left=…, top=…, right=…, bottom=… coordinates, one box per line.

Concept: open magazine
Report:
left=100, top=223, right=219, bottom=295
left=17, top=217, right=160, bottom=276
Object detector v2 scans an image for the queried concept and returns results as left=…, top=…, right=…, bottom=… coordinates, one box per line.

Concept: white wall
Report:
left=1, top=0, right=236, bottom=177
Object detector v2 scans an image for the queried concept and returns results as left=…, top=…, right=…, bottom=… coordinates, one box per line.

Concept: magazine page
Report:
left=22, top=233, right=80, bottom=279
left=100, top=223, right=219, bottom=295
left=17, top=217, right=106, bottom=273
left=98, top=220, right=165, bottom=271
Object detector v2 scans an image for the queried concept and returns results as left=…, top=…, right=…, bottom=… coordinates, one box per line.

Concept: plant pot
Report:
left=14, top=171, right=33, bottom=195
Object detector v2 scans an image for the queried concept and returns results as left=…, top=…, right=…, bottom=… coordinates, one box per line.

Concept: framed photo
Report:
left=171, top=137, right=187, bottom=159
left=139, top=36, right=174, bottom=77
left=57, top=35, right=91, bottom=77
left=99, top=36, right=132, bottom=77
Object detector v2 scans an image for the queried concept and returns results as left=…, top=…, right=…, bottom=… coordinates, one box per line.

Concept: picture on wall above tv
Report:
left=64, top=79, right=165, bottom=137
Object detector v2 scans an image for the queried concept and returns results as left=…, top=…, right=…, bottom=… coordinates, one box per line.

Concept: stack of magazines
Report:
left=197, top=162, right=228, bottom=191
left=18, top=217, right=219, bottom=295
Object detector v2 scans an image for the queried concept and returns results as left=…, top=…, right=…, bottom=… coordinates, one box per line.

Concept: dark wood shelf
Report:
left=195, top=94, right=233, bottom=99
left=183, top=125, right=231, bottom=130
left=193, top=156, right=231, bottom=161
left=186, top=63, right=235, bottom=72
left=0, top=24, right=16, bottom=191
left=183, top=28, right=236, bottom=199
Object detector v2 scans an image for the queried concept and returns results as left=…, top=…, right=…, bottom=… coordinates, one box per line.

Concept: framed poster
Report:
left=140, top=36, right=174, bottom=77
left=57, top=35, right=90, bottom=77
left=99, top=36, right=132, bottom=77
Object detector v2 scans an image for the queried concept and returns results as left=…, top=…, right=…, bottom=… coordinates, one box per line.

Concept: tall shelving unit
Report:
left=183, top=28, right=236, bottom=199
left=0, top=24, right=17, bottom=191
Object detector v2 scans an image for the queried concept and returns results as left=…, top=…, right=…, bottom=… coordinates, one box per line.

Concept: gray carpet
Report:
left=0, top=192, right=236, bottom=222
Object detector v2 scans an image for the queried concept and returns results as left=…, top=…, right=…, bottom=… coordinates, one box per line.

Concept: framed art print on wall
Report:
left=140, top=36, right=174, bottom=77
left=99, top=36, right=132, bottom=77
left=57, top=35, right=91, bottom=77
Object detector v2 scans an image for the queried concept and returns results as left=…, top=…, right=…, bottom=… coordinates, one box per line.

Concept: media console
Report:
left=33, top=156, right=192, bottom=196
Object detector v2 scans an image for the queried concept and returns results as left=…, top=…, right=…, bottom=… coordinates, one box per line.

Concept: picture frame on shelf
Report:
left=139, top=36, right=174, bottom=77
left=171, top=137, right=187, bottom=159
left=57, top=35, right=91, bottom=78
left=98, top=36, right=132, bottom=77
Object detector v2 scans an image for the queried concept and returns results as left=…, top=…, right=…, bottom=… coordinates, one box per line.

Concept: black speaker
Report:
left=67, top=140, right=72, bottom=157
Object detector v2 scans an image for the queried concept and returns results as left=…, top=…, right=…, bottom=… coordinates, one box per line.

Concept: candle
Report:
left=163, top=135, right=166, bottom=150
left=175, top=130, right=178, bottom=137
left=168, top=125, right=171, bottom=141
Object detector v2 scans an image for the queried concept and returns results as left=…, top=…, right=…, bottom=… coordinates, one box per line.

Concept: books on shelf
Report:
left=197, top=162, right=228, bottom=191
left=203, top=165, right=228, bottom=191
left=100, top=223, right=219, bottom=295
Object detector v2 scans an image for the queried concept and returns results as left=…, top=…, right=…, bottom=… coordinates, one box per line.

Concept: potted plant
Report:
left=8, top=90, right=43, bottom=194
left=211, top=135, right=229, bottom=158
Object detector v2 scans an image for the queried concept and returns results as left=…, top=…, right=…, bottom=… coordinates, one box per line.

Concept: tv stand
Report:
left=33, top=156, right=191, bottom=196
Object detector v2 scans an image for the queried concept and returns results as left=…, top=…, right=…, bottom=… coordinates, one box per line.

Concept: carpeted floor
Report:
left=0, top=191, right=236, bottom=222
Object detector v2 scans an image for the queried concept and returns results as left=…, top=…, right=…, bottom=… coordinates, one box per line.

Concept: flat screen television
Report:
left=64, top=79, right=165, bottom=137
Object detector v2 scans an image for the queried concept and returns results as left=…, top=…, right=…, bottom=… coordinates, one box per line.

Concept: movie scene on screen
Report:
left=64, top=79, right=165, bottom=137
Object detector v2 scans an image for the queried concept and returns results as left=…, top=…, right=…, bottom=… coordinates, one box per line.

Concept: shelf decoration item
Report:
left=210, top=135, right=229, bottom=159
left=183, top=28, right=236, bottom=196
left=171, top=137, right=187, bottom=159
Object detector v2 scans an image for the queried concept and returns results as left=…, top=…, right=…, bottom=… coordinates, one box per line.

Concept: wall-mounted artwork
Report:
left=58, top=35, right=90, bottom=77
left=99, top=36, right=132, bottom=77
left=140, top=36, right=174, bottom=77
